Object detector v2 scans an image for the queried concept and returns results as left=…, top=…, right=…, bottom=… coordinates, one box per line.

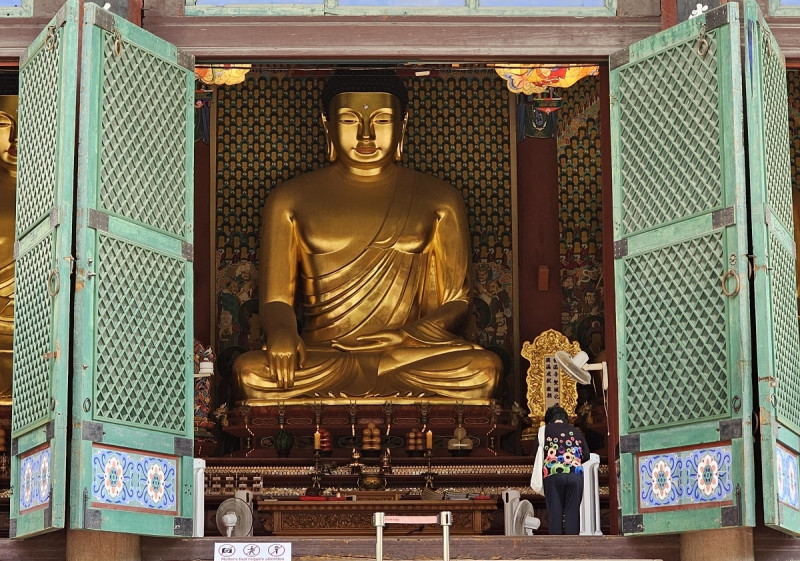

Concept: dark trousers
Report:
left=543, top=472, right=583, bottom=535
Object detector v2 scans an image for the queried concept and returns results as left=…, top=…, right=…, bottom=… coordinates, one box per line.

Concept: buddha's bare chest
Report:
left=293, top=196, right=437, bottom=255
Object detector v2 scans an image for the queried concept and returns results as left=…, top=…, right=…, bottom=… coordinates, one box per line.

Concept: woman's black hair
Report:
left=545, top=405, right=568, bottom=424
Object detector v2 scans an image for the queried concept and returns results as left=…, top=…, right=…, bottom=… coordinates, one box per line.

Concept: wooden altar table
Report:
left=256, top=498, right=498, bottom=535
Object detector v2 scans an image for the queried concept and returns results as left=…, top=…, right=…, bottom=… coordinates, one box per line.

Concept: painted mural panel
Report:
left=556, top=77, right=604, bottom=361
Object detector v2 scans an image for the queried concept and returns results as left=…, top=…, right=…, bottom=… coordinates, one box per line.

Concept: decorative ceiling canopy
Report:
left=195, top=64, right=252, bottom=86
left=494, top=64, right=599, bottom=95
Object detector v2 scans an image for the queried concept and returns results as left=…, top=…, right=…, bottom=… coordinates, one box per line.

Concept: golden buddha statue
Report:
left=233, top=71, right=501, bottom=401
left=0, top=96, right=17, bottom=406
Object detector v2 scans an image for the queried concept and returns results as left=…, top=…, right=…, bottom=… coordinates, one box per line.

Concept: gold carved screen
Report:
left=520, top=329, right=580, bottom=428
left=211, top=71, right=514, bottom=385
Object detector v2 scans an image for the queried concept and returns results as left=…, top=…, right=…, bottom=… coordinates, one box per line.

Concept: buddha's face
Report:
left=324, top=92, right=405, bottom=175
left=0, top=110, right=17, bottom=175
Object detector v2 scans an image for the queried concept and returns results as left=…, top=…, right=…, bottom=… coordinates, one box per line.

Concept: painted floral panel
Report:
left=639, top=446, right=732, bottom=509
left=19, top=446, right=51, bottom=512
left=776, top=445, right=799, bottom=509
left=91, top=446, right=178, bottom=514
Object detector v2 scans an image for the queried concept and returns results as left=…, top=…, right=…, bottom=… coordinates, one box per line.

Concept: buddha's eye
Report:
left=372, top=113, right=393, bottom=125
left=337, top=113, right=359, bottom=125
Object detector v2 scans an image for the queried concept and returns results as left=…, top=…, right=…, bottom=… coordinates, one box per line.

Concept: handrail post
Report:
left=373, top=512, right=386, bottom=561
left=439, top=511, right=452, bottom=561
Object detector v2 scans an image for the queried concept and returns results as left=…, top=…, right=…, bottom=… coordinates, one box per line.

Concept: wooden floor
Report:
left=0, top=532, right=683, bottom=561
left=1, top=526, right=798, bottom=560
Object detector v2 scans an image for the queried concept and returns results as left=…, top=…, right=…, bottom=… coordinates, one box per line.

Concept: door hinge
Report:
left=721, top=485, right=742, bottom=526
left=42, top=342, right=60, bottom=361
left=718, top=419, right=742, bottom=440
left=174, top=517, right=193, bottom=537
left=174, top=437, right=193, bottom=457
left=614, top=239, right=628, bottom=259
left=82, top=421, right=104, bottom=442
left=747, top=254, right=771, bottom=278
left=622, top=514, right=644, bottom=533
left=712, top=206, right=735, bottom=229
left=88, top=209, right=109, bottom=232
left=619, top=433, right=640, bottom=453
left=610, top=47, right=630, bottom=70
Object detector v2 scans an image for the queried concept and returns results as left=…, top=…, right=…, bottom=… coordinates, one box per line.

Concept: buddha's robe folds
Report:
left=234, top=165, right=500, bottom=400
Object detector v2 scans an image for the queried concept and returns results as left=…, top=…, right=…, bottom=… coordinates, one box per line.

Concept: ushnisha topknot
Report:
left=321, top=69, right=409, bottom=116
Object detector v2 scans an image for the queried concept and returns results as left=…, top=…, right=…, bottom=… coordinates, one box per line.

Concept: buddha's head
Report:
left=0, top=95, right=18, bottom=178
left=321, top=70, right=408, bottom=174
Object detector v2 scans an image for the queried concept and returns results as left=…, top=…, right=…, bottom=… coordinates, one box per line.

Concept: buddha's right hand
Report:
left=265, top=332, right=306, bottom=389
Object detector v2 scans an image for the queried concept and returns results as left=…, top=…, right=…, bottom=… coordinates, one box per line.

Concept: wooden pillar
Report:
left=516, top=136, right=561, bottom=343
left=680, top=527, right=754, bottom=561
left=194, top=138, right=212, bottom=344
left=66, top=530, right=141, bottom=561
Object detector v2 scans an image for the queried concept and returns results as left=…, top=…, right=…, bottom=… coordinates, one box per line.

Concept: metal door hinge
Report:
left=622, top=514, right=644, bottom=533
left=42, top=342, right=60, bottom=361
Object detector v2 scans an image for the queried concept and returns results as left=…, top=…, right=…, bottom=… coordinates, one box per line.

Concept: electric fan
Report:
left=215, top=497, right=253, bottom=537
left=502, top=489, right=540, bottom=536
left=554, top=350, right=607, bottom=387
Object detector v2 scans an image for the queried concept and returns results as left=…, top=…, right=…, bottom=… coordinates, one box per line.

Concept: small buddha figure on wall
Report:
left=232, top=71, right=501, bottom=401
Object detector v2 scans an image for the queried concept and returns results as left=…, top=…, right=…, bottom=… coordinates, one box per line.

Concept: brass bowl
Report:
left=359, top=474, right=386, bottom=490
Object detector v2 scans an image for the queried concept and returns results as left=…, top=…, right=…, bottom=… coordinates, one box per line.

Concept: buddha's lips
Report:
left=355, top=145, right=377, bottom=155
left=6, top=146, right=15, bottom=157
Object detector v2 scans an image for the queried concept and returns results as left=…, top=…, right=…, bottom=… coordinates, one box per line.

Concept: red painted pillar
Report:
left=516, top=136, right=562, bottom=344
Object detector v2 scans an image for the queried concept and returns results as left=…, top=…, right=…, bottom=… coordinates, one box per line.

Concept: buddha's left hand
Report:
left=331, top=329, right=407, bottom=351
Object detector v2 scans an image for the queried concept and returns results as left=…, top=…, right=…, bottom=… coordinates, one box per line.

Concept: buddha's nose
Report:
left=358, top=120, right=374, bottom=140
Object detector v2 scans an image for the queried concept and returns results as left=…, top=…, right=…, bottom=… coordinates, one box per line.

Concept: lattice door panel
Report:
left=744, top=0, right=800, bottom=537
left=69, top=4, right=195, bottom=537
left=616, top=32, right=722, bottom=234
left=9, top=0, right=80, bottom=539
left=610, top=2, right=754, bottom=535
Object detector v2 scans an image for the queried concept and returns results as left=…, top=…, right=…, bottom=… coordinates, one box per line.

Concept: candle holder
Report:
left=307, top=449, right=324, bottom=496
left=423, top=449, right=436, bottom=488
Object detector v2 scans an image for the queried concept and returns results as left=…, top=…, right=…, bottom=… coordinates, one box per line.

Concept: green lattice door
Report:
left=744, top=2, right=800, bottom=537
left=9, top=1, right=80, bottom=539
left=68, top=3, right=195, bottom=536
left=610, top=2, right=755, bottom=535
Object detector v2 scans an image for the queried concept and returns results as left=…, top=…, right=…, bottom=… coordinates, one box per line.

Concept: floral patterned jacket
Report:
left=536, top=421, right=591, bottom=477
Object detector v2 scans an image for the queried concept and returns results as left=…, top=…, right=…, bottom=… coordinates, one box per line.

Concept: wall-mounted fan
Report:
left=215, top=496, right=253, bottom=537
left=554, top=350, right=607, bottom=388
left=502, top=489, right=540, bottom=536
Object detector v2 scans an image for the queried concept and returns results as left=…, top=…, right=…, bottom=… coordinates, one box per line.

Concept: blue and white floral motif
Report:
left=685, top=448, right=732, bottom=503
left=103, top=456, right=125, bottom=498
left=696, top=454, right=719, bottom=496
left=146, top=462, right=166, bottom=504
left=776, top=445, right=799, bottom=509
left=39, top=453, right=51, bottom=503
left=92, top=448, right=134, bottom=505
left=18, top=447, right=51, bottom=512
left=92, top=446, right=177, bottom=513
left=640, top=454, right=682, bottom=507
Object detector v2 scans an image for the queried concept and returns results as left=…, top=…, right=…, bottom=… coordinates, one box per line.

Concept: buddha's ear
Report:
left=321, top=112, right=337, bottom=162
left=395, top=112, right=409, bottom=161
